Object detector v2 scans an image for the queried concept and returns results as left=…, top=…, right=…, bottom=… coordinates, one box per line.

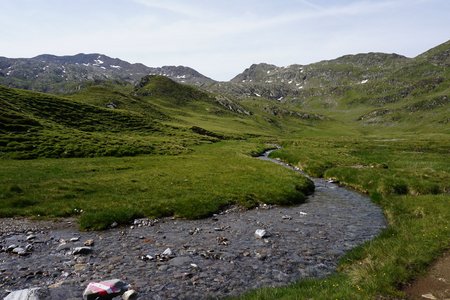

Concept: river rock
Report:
left=73, top=247, right=92, bottom=255
left=6, top=244, right=18, bottom=252
left=84, top=239, right=94, bottom=246
left=26, top=235, right=37, bottom=241
left=122, top=290, right=138, bottom=300
left=162, top=248, right=173, bottom=256
left=254, top=229, right=268, bottom=239
left=57, top=243, right=71, bottom=251
left=4, top=287, right=50, bottom=300
left=169, top=256, right=192, bottom=267
left=12, top=247, right=27, bottom=256
left=110, top=222, right=118, bottom=228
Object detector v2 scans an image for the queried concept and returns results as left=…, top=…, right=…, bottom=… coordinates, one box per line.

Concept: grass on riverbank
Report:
left=0, top=141, right=313, bottom=230
left=239, top=134, right=450, bottom=299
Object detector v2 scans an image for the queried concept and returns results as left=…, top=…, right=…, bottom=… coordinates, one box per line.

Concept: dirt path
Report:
left=404, top=250, right=450, bottom=300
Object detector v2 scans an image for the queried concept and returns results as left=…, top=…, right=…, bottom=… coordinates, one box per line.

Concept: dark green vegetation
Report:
left=1, top=40, right=449, bottom=298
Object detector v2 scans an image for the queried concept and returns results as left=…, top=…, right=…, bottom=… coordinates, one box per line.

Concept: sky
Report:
left=1, top=0, right=449, bottom=81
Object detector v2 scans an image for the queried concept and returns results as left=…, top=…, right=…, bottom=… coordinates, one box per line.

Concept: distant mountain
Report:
left=0, top=53, right=215, bottom=93
left=209, top=52, right=410, bottom=101
left=207, top=40, right=449, bottom=129
left=211, top=40, right=449, bottom=103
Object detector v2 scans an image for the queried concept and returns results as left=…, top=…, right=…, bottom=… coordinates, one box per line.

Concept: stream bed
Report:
left=0, top=151, right=386, bottom=299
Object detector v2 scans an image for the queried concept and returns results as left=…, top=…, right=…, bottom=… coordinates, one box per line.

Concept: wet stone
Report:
left=72, top=247, right=92, bottom=255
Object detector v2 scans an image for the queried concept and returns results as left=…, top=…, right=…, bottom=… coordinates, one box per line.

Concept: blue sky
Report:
left=1, top=0, right=449, bottom=80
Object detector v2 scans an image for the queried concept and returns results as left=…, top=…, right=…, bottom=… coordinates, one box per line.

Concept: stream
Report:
left=0, top=150, right=386, bottom=299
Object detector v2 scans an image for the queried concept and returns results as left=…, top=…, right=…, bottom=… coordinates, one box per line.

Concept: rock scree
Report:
left=0, top=150, right=386, bottom=299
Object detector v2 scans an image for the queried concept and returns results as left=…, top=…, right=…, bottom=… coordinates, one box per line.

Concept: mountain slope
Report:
left=210, top=39, right=450, bottom=131
left=0, top=85, right=225, bottom=159
left=0, top=53, right=215, bottom=93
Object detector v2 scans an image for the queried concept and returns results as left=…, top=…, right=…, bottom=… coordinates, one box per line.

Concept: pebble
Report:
left=57, top=243, right=71, bottom=251
left=84, top=239, right=94, bottom=246
left=162, top=248, right=173, bottom=256
left=12, top=247, right=27, bottom=256
left=255, top=229, right=268, bottom=239
left=122, top=290, right=138, bottom=300
left=26, top=235, right=37, bottom=241
left=72, top=247, right=92, bottom=255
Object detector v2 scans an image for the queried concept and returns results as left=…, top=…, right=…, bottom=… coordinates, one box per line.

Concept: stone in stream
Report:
left=162, top=248, right=173, bottom=256
left=56, top=243, right=71, bottom=251
left=254, top=229, right=269, bottom=239
left=25, top=244, right=34, bottom=251
left=83, top=279, right=130, bottom=300
left=4, top=287, right=50, bottom=300
left=12, top=247, right=28, bottom=256
left=122, top=290, right=138, bottom=300
left=169, top=256, right=192, bottom=267
left=72, top=246, right=92, bottom=255
left=26, top=234, right=37, bottom=241
left=84, top=239, right=95, bottom=246
left=6, top=244, right=18, bottom=252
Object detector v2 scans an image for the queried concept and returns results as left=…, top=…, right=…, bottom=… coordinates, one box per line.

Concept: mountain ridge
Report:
left=0, top=53, right=215, bottom=93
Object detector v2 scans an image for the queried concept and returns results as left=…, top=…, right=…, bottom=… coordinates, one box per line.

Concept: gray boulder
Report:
left=4, top=287, right=50, bottom=300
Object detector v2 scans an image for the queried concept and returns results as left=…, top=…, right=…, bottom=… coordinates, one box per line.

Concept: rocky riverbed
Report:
left=0, top=154, right=386, bottom=299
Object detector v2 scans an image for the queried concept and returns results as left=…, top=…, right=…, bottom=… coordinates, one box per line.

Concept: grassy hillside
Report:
left=0, top=85, right=221, bottom=159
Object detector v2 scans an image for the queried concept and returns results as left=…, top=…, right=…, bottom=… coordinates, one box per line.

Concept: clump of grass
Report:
left=79, top=208, right=144, bottom=230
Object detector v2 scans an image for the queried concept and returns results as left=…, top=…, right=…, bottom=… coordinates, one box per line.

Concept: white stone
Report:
left=12, top=247, right=27, bottom=256
left=255, top=229, right=268, bottom=239
left=122, top=290, right=138, bottom=300
left=162, top=248, right=173, bottom=256
left=26, top=235, right=37, bottom=241
left=72, top=246, right=92, bottom=255
left=421, top=294, right=437, bottom=300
